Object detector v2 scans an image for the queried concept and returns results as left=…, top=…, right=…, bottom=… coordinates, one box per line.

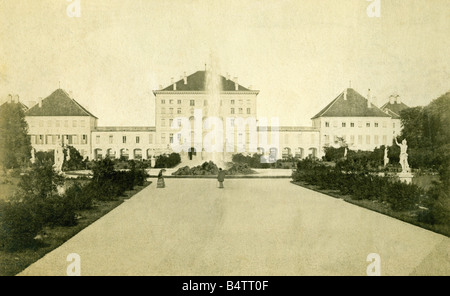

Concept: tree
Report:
left=0, top=102, right=32, bottom=170
left=63, top=146, right=85, bottom=171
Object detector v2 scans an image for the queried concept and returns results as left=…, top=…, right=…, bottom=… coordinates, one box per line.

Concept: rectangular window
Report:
left=136, top=136, right=140, bottom=144
left=231, top=100, right=235, bottom=105
left=73, top=135, right=78, bottom=145
left=161, top=133, right=166, bottom=143
left=177, top=118, right=182, bottom=126
left=247, top=108, right=251, bottom=114
left=366, top=135, right=371, bottom=145
left=382, top=135, right=387, bottom=145
left=333, top=121, right=338, bottom=128
left=96, top=136, right=100, bottom=144
left=366, top=122, right=370, bottom=128
left=375, top=122, right=379, bottom=128
left=161, top=99, right=165, bottom=104
left=64, top=120, right=69, bottom=127
left=82, top=135, right=87, bottom=144
left=80, top=120, right=85, bottom=127
left=231, top=108, right=235, bottom=114
left=169, top=108, right=174, bottom=114
left=109, top=135, right=113, bottom=144
left=325, top=122, right=330, bottom=127
left=190, top=100, right=195, bottom=106
left=383, top=121, right=387, bottom=128
left=47, top=121, right=52, bottom=127
left=177, top=100, right=181, bottom=104
left=342, top=122, right=346, bottom=128
left=177, top=108, right=182, bottom=114
left=358, top=121, right=362, bottom=128
left=169, top=133, right=174, bottom=144
left=169, top=99, right=173, bottom=104
left=169, top=119, right=173, bottom=127
left=161, top=119, right=166, bottom=127
left=239, top=108, right=243, bottom=114
left=161, top=107, right=165, bottom=114
left=350, top=122, right=355, bottom=127
left=358, top=135, right=363, bottom=144
left=204, top=100, right=208, bottom=106
left=73, top=120, right=77, bottom=127
left=350, top=135, right=355, bottom=144
left=324, top=135, right=330, bottom=144
left=374, top=135, right=379, bottom=145
left=123, top=136, right=127, bottom=144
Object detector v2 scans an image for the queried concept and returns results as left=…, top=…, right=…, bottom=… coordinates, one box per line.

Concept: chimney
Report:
left=8, top=94, right=12, bottom=104
left=171, top=77, right=176, bottom=91
left=396, top=95, right=401, bottom=104
left=226, top=73, right=230, bottom=80
left=389, top=95, right=395, bottom=104
left=183, top=72, right=187, bottom=85
left=38, top=97, right=43, bottom=108
left=234, top=77, right=238, bottom=91
left=367, top=89, right=372, bottom=108
left=344, top=89, right=348, bottom=100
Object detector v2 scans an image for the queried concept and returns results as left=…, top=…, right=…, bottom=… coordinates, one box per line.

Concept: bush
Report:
left=155, top=153, right=181, bottom=168
left=293, top=159, right=422, bottom=211
left=40, top=195, right=77, bottom=227
left=0, top=200, right=43, bottom=251
left=64, top=182, right=93, bottom=211
left=62, top=146, right=86, bottom=171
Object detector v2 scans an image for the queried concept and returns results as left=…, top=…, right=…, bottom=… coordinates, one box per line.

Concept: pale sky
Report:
left=0, top=0, right=449, bottom=126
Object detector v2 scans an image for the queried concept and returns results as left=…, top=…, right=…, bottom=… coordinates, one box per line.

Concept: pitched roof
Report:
left=380, top=101, right=409, bottom=119
left=312, top=88, right=391, bottom=119
left=159, top=71, right=252, bottom=92
left=26, top=89, right=97, bottom=118
left=0, top=101, right=29, bottom=112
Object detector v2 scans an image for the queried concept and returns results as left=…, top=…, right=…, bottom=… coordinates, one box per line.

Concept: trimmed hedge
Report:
left=0, top=158, right=149, bottom=251
left=292, top=159, right=423, bottom=211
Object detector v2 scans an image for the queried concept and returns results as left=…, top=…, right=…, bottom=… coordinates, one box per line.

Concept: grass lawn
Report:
left=0, top=180, right=151, bottom=276
left=292, top=180, right=450, bottom=238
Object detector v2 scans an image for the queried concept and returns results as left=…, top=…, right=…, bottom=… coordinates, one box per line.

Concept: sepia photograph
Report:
left=0, top=0, right=449, bottom=281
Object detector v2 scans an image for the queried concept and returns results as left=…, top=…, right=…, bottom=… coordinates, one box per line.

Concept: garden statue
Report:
left=30, top=148, right=36, bottom=164
left=344, top=147, right=348, bottom=159
left=395, top=138, right=410, bottom=173
left=150, top=155, right=155, bottom=168
left=54, top=139, right=65, bottom=173
left=383, top=147, right=389, bottom=167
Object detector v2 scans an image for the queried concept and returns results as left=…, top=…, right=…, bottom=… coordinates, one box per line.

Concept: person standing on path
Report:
left=218, top=168, right=226, bottom=189
left=157, top=169, right=166, bottom=188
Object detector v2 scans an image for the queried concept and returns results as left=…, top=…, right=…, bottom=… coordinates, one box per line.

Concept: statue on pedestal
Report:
left=383, top=147, right=389, bottom=167
left=53, top=139, right=65, bottom=173
left=395, top=138, right=410, bottom=173
left=30, top=148, right=36, bottom=164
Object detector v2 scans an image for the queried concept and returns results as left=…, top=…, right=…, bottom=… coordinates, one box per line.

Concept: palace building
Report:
left=20, top=70, right=408, bottom=163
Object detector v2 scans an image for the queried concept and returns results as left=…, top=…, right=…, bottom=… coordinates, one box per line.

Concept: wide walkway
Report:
left=19, top=179, right=449, bottom=276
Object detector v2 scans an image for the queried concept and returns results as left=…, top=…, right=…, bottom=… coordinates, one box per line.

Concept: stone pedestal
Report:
left=398, top=172, right=413, bottom=184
